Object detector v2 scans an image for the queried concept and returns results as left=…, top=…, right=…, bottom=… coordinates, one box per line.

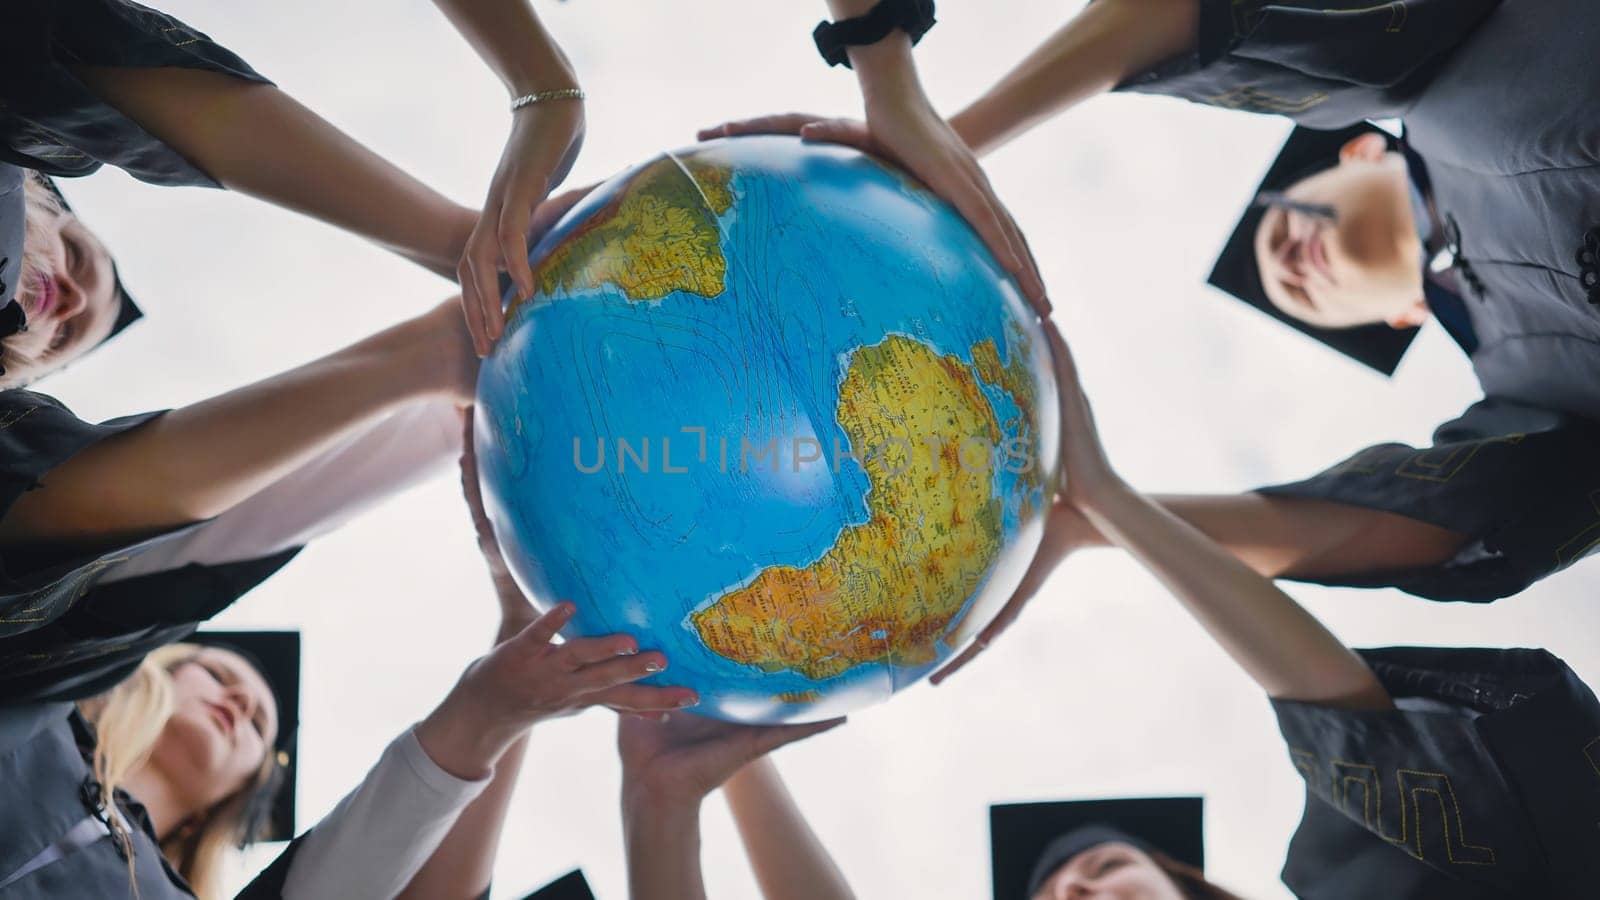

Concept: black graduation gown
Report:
left=1117, top=0, right=1600, bottom=600
left=0, top=0, right=272, bottom=310
left=0, top=391, right=300, bottom=706
left=0, top=702, right=299, bottom=897
left=0, top=3, right=297, bottom=702
left=1272, top=647, right=1600, bottom=899
left=0, top=0, right=273, bottom=189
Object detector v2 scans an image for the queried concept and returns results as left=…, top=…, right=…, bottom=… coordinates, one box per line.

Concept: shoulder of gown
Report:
left=0, top=0, right=274, bottom=187
left=1272, top=646, right=1600, bottom=899
left=1111, top=0, right=1504, bottom=127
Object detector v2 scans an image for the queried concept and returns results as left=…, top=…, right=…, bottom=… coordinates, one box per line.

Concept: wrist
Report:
left=415, top=680, right=520, bottom=779
left=407, top=302, right=478, bottom=402
left=503, top=41, right=579, bottom=98
left=1075, top=477, right=1139, bottom=521
left=380, top=314, right=459, bottom=400
left=850, top=34, right=923, bottom=105
left=622, top=779, right=702, bottom=827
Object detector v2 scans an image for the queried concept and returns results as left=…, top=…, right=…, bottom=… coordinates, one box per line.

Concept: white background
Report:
left=43, top=2, right=1599, bottom=897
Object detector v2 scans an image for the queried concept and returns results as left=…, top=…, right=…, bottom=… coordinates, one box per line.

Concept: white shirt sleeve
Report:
left=280, top=725, right=490, bottom=900
left=101, top=398, right=461, bottom=584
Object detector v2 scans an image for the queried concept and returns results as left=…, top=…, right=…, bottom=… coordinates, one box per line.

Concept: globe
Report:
left=474, top=135, right=1059, bottom=724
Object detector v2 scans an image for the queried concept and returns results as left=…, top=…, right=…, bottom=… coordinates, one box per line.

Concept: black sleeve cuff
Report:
left=1254, top=401, right=1600, bottom=602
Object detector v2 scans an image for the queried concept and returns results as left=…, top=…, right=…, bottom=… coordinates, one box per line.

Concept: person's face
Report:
left=148, top=648, right=278, bottom=813
left=1253, top=134, right=1427, bottom=330
left=1032, top=842, right=1188, bottom=900
left=6, top=210, right=121, bottom=381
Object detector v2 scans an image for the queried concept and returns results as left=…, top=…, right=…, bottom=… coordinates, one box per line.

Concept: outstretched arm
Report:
left=704, top=1, right=1051, bottom=315
left=72, top=66, right=476, bottom=280
left=933, top=482, right=1464, bottom=684
left=949, top=0, right=1199, bottom=156
left=1095, top=493, right=1466, bottom=581
left=429, top=0, right=585, bottom=353
left=0, top=301, right=474, bottom=548
left=723, top=759, right=856, bottom=900
left=283, top=594, right=690, bottom=900
left=1045, top=323, right=1392, bottom=709
left=704, top=1, right=1198, bottom=193
left=398, top=411, right=538, bottom=900
left=620, top=715, right=846, bottom=900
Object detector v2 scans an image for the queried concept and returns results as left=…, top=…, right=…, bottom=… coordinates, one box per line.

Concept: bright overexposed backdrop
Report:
left=42, top=2, right=1599, bottom=897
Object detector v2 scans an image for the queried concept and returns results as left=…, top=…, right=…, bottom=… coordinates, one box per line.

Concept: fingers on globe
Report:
left=458, top=245, right=496, bottom=356
left=498, top=176, right=543, bottom=309
left=570, top=652, right=667, bottom=694
left=519, top=601, right=575, bottom=647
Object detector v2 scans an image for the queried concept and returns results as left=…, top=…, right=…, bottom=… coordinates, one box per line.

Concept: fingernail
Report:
left=678, top=694, right=699, bottom=708
left=618, top=644, right=638, bottom=656
left=644, top=660, right=664, bottom=672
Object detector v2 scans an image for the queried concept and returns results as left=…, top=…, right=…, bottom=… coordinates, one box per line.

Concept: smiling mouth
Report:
left=30, top=272, right=57, bottom=317
left=206, top=703, right=236, bottom=736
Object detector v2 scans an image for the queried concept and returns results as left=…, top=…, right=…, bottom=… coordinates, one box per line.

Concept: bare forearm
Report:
left=1074, top=493, right=1467, bottom=581
left=818, top=0, right=930, bottom=112
left=1085, top=485, right=1391, bottom=709
left=431, top=0, right=578, bottom=95
left=74, top=66, right=475, bottom=278
left=623, top=793, right=705, bottom=900
left=724, top=759, right=855, bottom=900
left=3, top=312, right=461, bottom=545
left=950, top=0, right=1198, bottom=156
left=414, top=674, right=523, bottom=784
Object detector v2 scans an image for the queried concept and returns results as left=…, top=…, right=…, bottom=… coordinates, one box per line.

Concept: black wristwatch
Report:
left=813, top=0, right=937, bottom=69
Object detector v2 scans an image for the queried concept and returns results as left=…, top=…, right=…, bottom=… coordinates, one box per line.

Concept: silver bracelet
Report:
left=510, top=88, right=585, bottom=111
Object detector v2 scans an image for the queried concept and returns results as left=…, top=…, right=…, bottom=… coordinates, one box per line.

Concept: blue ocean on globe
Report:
left=475, top=135, right=1058, bottom=723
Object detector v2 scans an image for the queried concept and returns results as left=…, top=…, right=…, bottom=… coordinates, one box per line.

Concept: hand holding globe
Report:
left=475, top=136, right=1059, bottom=724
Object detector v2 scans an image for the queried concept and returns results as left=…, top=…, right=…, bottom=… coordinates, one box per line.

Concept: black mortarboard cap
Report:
left=38, top=175, right=144, bottom=344
left=189, top=630, right=300, bottom=844
left=518, top=869, right=597, bottom=900
left=990, top=797, right=1204, bottom=899
left=1208, top=123, right=1418, bottom=375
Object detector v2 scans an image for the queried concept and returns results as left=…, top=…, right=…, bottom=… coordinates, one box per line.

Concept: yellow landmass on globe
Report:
left=513, top=154, right=734, bottom=313
left=680, top=156, right=734, bottom=216
left=972, top=323, right=1045, bottom=517
left=775, top=691, right=822, bottom=704
left=690, top=335, right=1004, bottom=680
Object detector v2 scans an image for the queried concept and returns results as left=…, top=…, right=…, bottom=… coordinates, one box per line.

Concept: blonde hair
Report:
left=77, top=643, right=277, bottom=899
left=2, top=173, right=68, bottom=385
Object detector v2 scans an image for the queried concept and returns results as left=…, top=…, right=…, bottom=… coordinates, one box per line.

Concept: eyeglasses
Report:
left=1253, top=191, right=1337, bottom=223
